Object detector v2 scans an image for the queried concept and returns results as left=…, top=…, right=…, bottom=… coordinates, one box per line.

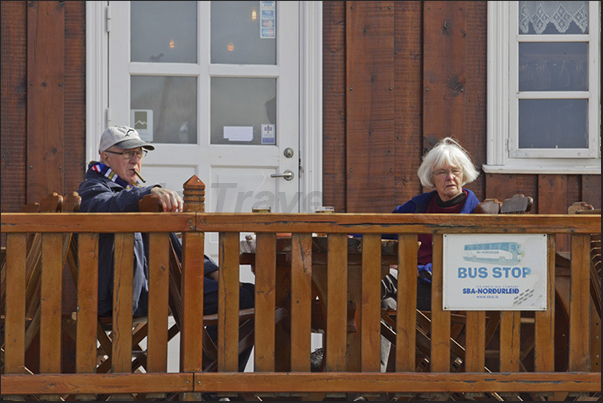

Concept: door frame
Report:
left=86, top=1, right=323, bottom=212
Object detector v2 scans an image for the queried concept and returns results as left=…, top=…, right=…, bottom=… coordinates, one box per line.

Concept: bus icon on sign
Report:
left=462, top=242, right=524, bottom=265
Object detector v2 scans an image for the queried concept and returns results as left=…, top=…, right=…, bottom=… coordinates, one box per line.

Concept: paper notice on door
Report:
left=260, top=1, right=275, bottom=38
left=224, top=126, right=253, bottom=142
left=131, top=109, right=154, bottom=142
left=261, top=124, right=275, bottom=144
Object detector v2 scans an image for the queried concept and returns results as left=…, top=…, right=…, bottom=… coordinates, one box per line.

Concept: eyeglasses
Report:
left=432, top=168, right=463, bottom=178
left=105, top=149, right=148, bottom=159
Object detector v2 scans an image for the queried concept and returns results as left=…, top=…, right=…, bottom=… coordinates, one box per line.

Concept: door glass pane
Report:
left=519, top=42, right=588, bottom=92
left=211, top=77, right=276, bottom=145
left=131, top=1, right=197, bottom=63
left=131, top=76, right=197, bottom=144
left=519, top=99, right=588, bottom=149
left=211, top=1, right=276, bottom=65
left=519, top=1, right=589, bottom=35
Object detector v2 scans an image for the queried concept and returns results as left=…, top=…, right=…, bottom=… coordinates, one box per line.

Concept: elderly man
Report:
left=78, top=125, right=254, bottom=371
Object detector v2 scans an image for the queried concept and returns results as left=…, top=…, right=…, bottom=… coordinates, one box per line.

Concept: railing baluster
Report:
left=569, top=233, right=591, bottom=371
left=361, top=233, right=381, bottom=372
left=290, top=233, right=312, bottom=372
left=112, top=233, right=134, bottom=374
left=465, top=311, right=486, bottom=399
left=74, top=232, right=98, bottom=401
left=39, top=233, right=63, bottom=401
left=40, top=233, right=63, bottom=374
left=500, top=311, right=521, bottom=372
left=147, top=232, right=170, bottom=373
left=5, top=234, right=27, bottom=374
left=466, top=309, right=486, bottom=371
left=255, top=232, right=276, bottom=372
left=430, top=234, right=450, bottom=372
left=218, top=231, right=241, bottom=372
left=534, top=234, right=556, bottom=372
left=396, top=234, right=418, bottom=372
left=325, top=233, right=347, bottom=372
left=76, top=233, right=99, bottom=374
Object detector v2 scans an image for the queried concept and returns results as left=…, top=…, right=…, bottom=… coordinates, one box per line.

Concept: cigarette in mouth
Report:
left=134, top=170, right=146, bottom=183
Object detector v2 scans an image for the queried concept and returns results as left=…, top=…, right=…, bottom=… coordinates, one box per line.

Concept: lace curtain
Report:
left=519, top=1, right=589, bottom=34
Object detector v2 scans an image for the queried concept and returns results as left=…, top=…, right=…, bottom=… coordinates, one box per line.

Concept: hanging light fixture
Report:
left=251, top=7, right=257, bottom=20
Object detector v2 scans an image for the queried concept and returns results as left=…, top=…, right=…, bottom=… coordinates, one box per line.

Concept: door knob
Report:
left=270, top=170, right=294, bottom=181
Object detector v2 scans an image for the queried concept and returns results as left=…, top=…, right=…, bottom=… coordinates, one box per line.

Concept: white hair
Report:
left=417, top=137, right=480, bottom=188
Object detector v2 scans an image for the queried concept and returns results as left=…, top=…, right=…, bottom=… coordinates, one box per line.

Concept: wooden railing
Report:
left=1, top=187, right=600, bottom=400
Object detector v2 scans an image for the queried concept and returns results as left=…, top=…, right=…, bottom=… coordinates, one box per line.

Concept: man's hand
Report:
left=150, top=187, right=183, bottom=212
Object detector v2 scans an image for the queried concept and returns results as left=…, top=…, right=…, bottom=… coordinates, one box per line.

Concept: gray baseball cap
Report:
left=99, top=125, right=155, bottom=153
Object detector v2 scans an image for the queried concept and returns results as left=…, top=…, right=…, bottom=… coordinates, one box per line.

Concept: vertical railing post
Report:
left=180, top=175, right=205, bottom=401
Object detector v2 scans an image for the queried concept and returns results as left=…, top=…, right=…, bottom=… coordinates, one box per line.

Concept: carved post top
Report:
left=183, top=175, right=205, bottom=213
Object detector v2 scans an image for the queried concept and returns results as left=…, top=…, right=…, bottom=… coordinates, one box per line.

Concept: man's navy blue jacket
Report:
left=78, top=169, right=219, bottom=317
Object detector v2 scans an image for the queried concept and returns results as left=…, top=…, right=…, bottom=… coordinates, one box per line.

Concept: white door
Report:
left=108, top=1, right=302, bottom=259
left=89, top=0, right=322, bottom=372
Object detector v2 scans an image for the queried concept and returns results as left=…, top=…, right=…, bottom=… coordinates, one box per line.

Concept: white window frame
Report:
left=485, top=1, right=601, bottom=174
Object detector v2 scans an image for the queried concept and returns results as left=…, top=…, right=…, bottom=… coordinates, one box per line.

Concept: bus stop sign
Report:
left=442, top=234, right=547, bottom=311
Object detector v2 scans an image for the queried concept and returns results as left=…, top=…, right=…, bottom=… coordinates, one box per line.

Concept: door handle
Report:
left=270, top=170, right=294, bottom=181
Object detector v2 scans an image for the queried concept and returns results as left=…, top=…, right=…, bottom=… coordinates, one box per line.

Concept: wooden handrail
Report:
left=1, top=212, right=599, bottom=234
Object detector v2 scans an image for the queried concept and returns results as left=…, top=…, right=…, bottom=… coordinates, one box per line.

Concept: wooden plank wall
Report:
left=394, top=2, right=423, bottom=209
left=322, top=2, right=347, bottom=213
left=324, top=1, right=426, bottom=213
left=322, top=0, right=600, bottom=249
left=1, top=1, right=86, bottom=213
left=323, top=1, right=488, bottom=214
left=0, top=1, right=600, bottom=250
left=1, top=1, right=86, bottom=247
left=423, top=1, right=487, bottom=199
left=27, top=1, right=66, bottom=203
left=345, top=1, right=395, bottom=213
left=1, top=1, right=28, bottom=214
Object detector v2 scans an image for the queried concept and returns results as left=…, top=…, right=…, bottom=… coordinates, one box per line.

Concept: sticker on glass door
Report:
left=131, top=109, right=154, bottom=142
left=261, top=124, right=275, bottom=144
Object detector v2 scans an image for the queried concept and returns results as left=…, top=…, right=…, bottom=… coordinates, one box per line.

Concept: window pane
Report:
left=519, top=1, right=589, bottom=35
left=131, top=76, right=197, bottom=144
left=519, top=99, right=588, bottom=149
left=131, top=1, right=197, bottom=63
left=519, top=42, right=588, bottom=92
left=211, top=77, right=276, bottom=145
left=211, top=1, right=276, bottom=65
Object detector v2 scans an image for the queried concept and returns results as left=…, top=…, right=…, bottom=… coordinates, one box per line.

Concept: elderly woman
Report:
left=380, top=136, right=480, bottom=370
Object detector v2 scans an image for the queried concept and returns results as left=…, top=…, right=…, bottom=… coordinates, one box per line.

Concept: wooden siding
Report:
left=324, top=1, right=489, bottom=212
left=345, top=1, right=395, bottom=213
left=27, top=1, right=65, bottom=204
left=1, top=1, right=28, bottom=214
left=0, top=1, right=600, bottom=253
left=394, top=1, right=423, bottom=208
left=321, top=1, right=600, bottom=233
left=322, top=1, right=347, bottom=213
left=1, top=1, right=86, bottom=214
